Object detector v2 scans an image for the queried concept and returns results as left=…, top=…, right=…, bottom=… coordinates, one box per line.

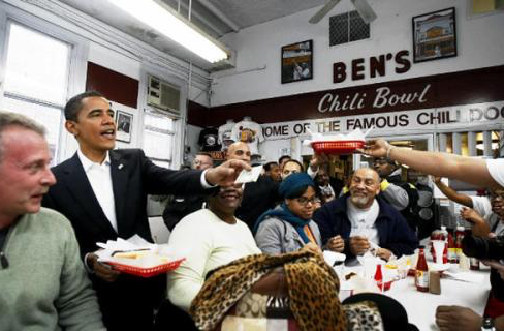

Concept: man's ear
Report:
left=65, top=120, right=78, bottom=138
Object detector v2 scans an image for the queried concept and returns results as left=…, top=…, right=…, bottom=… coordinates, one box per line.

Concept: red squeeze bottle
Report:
left=430, top=230, right=439, bottom=260
left=415, top=246, right=429, bottom=292
left=374, top=264, right=383, bottom=292
left=447, top=230, right=456, bottom=264
left=443, top=242, right=448, bottom=264
left=454, top=226, right=465, bottom=263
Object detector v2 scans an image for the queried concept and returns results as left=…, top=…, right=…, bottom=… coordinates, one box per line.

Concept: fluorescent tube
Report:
left=106, top=0, right=228, bottom=63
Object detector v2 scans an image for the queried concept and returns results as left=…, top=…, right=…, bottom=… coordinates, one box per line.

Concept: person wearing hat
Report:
left=254, top=173, right=342, bottom=254
left=343, top=293, right=419, bottom=331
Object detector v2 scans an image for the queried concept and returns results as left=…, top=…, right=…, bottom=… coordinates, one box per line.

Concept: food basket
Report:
left=311, top=140, right=365, bottom=154
left=107, top=258, right=185, bottom=278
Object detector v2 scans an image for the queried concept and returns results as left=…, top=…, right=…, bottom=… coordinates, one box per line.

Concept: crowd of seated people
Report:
left=4, top=90, right=503, bottom=331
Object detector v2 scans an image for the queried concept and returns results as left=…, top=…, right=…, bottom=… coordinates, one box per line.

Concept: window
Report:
left=143, top=110, right=174, bottom=168
left=2, top=22, right=71, bottom=164
left=329, top=11, right=370, bottom=47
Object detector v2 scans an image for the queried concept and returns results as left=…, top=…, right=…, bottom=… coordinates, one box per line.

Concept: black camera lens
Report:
left=462, top=236, right=504, bottom=261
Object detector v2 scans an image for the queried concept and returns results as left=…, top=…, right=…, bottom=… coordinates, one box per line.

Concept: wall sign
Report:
left=318, top=83, right=431, bottom=113
left=187, top=66, right=503, bottom=127
left=333, top=50, right=411, bottom=84
left=260, top=101, right=504, bottom=141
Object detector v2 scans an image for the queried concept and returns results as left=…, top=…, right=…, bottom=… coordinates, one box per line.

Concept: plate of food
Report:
left=106, top=249, right=185, bottom=278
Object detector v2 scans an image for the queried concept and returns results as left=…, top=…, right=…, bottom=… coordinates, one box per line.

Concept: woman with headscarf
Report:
left=254, top=172, right=323, bottom=254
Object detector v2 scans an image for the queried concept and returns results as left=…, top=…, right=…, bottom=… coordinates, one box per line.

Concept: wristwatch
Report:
left=482, top=318, right=495, bottom=331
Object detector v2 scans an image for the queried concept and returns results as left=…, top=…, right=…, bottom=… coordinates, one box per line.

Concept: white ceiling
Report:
left=58, top=0, right=328, bottom=71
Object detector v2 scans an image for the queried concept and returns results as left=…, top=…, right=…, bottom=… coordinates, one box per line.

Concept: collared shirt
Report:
left=347, top=198, right=380, bottom=246
left=77, top=148, right=118, bottom=232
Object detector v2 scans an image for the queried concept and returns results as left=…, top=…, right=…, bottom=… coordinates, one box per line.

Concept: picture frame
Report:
left=116, top=110, right=132, bottom=143
left=281, top=39, right=313, bottom=84
left=412, top=7, right=457, bottom=63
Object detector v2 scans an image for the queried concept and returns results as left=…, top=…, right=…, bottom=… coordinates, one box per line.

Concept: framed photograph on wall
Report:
left=281, top=39, right=313, bottom=84
left=116, top=111, right=132, bottom=143
left=412, top=7, right=457, bottom=63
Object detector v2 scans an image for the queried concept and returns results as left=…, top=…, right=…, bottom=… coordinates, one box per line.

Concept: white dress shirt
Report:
left=77, top=148, right=118, bottom=232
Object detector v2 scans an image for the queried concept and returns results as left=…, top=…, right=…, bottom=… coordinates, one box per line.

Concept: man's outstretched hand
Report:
left=205, top=159, right=251, bottom=186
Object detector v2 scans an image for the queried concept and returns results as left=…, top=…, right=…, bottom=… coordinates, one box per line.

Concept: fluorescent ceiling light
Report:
left=106, top=0, right=228, bottom=63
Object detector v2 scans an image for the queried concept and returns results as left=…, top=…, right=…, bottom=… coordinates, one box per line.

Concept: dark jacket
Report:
left=384, top=174, right=420, bottom=235
left=42, top=149, right=206, bottom=331
left=236, top=175, right=281, bottom=230
left=313, top=195, right=418, bottom=259
left=162, top=193, right=207, bottom=231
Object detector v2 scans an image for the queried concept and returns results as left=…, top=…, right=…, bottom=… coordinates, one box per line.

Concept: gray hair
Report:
left=0, top=112, right=45, bottom=161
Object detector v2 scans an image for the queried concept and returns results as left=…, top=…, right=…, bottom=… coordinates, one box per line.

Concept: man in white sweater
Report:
left=167, top=184, right=260, bottom=311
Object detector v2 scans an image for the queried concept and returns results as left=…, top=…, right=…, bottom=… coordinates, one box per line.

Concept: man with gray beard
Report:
left=313, top=168, right=418, bottom=263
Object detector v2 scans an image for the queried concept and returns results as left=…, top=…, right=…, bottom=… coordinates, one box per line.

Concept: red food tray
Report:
left=107, top=258, right=185, bottom=278
left=311, top=140, right=365, bottom=154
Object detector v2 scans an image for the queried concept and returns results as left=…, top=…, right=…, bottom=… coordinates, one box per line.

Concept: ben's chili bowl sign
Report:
left=261, top=101, right=504, bottom=141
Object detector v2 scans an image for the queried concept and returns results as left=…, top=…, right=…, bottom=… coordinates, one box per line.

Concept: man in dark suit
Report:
left=42, top=91, right=248, bottom=331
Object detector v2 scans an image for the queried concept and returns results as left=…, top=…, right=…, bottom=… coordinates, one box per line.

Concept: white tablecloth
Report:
left=339, top=266, right=491, bottom=331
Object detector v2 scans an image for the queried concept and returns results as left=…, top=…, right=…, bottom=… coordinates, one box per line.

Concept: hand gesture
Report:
left=326, top=235, right=345, bottom=252
left=360, top=139, right=391, bottom=158
left=436, top=305, right=481, bottom=331
left=86, top=253, right=120, bottom=282
left=376, top=247, right=392, bottom=261
left=205, top=159, right=251, bottom=186
left=349, top=236, right=370, bottom=255
left=460, top=207, right=483, bottom=224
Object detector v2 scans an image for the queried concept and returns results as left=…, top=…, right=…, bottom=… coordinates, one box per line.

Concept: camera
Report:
left=462, top=235, right=503, bottom=261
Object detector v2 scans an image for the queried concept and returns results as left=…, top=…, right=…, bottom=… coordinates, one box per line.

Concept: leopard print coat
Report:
left=189, top=249, right=347, bottom=331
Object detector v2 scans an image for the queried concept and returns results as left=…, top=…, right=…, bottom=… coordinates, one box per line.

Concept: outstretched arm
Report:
left=362, top=140, right=502, bottom=189
left=433, top=177, right=473, bottom=208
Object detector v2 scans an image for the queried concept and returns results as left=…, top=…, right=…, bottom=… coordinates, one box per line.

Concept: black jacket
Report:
left=383, top=174, right=420, bottom=236
left=42, top=149, right=206, bottom=331
left=313, top=195, right=418, bottom=259
left=162, top=193, right=208, bottom=231
left=236, top=175, right=281, bottom=230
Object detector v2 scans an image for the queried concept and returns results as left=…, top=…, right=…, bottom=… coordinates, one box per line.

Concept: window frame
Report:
left=138, top=64, right=188, bottom=170
left=0, top=3, right=88, bottom=164
left=328, top=10, right=372, bottom=47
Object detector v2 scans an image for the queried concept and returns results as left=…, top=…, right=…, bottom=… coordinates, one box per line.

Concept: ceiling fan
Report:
left=309, top=0, right=377, bottom=24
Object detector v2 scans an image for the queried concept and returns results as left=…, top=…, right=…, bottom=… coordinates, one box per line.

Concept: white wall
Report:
left=211, top=0, right=504, bottom=107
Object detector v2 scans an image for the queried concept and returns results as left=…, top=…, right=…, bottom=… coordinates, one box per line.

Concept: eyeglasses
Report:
left=193, top=160, right=212, bottom=166
left=491, top=193, right=504, bottom=200
left=295, top=197, right=317, bottom=206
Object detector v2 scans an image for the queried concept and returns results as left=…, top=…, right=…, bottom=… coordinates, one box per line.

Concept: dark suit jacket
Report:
left=236, top=175, right=280, bottom=230
left=313, top=195, right=418, bottom=259
left=42, top=149, right=205, bottom=330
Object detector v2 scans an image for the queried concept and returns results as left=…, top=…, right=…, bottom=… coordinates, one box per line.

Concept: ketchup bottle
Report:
left=430, top=229, right=439, bottom=260
left=454, top=226, right=465, bottom=263
left=374, top=264, right=383, bottom=292
left=447, top=230, right=456, bottom=264
left=415, top=246, right=429, bottom=292
left=440, top=226, right=448, bottom=264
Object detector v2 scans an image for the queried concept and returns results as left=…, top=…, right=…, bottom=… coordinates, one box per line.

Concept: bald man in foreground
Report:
left=313, top=168, right=418, bottom=263
left=226, top=142, right=281, bottom=229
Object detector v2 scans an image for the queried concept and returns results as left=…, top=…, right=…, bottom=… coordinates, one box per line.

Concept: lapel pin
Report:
left=118, top=163, right=124, bottom=170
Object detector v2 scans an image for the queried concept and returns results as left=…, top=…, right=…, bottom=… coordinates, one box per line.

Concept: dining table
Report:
left=337, top=263, right=492, bottom=331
